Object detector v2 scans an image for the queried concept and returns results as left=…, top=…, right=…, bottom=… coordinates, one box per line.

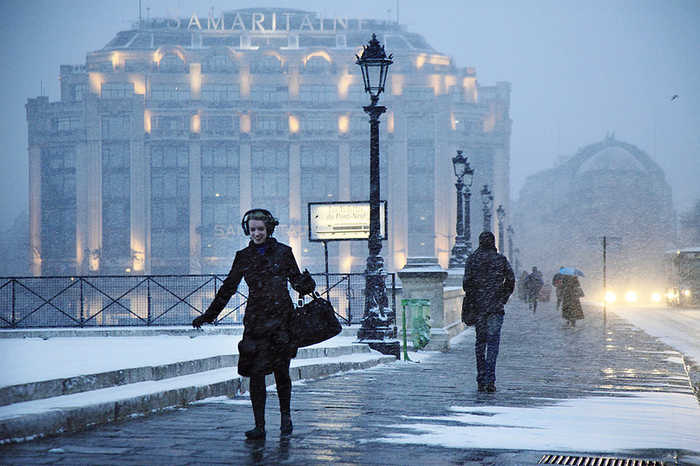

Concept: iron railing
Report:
left=0, top=273, right=396, bottom=328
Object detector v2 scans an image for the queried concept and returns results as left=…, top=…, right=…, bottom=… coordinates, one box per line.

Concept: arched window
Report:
left=251, top=55, right=282, bottom=74
left=203, top=53, right=237, bottom=73
left=304, top=55, right=331, bottom=74
left=158, top=54, right=186, bottom=73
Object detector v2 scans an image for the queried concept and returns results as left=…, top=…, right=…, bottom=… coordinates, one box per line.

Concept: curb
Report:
left=0, top=352, right=395, bottom=444
left=0, top=344, right=369, bottom=406
left=681, top=354, right=700, bottom=404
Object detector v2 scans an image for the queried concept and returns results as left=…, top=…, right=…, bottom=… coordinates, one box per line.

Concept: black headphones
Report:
left=241, top=209, right=279, bottom=236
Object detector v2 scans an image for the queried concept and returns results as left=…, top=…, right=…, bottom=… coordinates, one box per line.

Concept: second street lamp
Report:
left=449, top=150, right=474, bottom=268
left=496, top=204, right=506, bottom=253
left=355, top=34, right=398, bottom=357
left=481, top=184, right=493, bottom=232
left=507, top=225, right=514, bottom=263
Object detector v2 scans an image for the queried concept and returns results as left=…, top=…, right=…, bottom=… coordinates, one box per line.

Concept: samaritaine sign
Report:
left=164, top=10, right=369, bottom=33
left=309, top=201, right=388, bottom=242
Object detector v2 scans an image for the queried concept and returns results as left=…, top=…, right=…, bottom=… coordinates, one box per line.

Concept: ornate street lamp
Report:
left=480, top=184, right=493, bottom=232
left=496, top=204, right=506, bottom=253
left=507, top=225, right=514, bottom=264
left=355, top=34, right=398, bottom=357
left=449, top=150, right=474, bottom=268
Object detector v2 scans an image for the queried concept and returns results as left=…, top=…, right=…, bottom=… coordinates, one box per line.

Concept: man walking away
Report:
left=524, top=266, right=544, bottom=313
left=463, top=231, right=515, bottom=393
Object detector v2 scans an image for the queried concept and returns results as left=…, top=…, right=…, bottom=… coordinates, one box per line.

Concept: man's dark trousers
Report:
left=475, top=313, right=504, bottom=386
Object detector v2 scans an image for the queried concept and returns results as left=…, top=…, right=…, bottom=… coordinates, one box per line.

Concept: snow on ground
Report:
left=606, top=305, right=700, bottom=363
left=371, top=391, right=700, bottom=453
left=0, top=334, right=361, bottom=388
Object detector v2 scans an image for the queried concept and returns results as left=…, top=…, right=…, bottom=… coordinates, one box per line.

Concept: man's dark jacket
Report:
left=202, top=237, right=313, bottom=376
left=462, top=233, right=515, bottom=316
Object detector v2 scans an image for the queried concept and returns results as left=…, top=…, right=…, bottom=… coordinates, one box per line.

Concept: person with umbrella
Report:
left=559, top=267, right=585, bottom=327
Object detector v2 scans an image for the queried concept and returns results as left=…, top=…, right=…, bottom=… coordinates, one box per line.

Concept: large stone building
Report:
left=26, top=8, right=511, bottom=276
left=514, top=134, right=675, bottom=287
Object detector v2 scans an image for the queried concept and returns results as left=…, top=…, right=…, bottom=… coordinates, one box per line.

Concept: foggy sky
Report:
left=1, top=0, right=698, bottom=231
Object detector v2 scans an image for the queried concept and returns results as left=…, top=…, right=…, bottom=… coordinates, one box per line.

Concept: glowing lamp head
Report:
left=355, top=34, right=393, bottom=104
left=605, top=291, right=616, bottom=304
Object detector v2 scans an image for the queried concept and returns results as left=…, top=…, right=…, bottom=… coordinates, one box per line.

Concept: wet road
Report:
left=1, top=299, right=698, bottom=465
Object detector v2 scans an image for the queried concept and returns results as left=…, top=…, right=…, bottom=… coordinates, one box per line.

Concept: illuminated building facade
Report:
left=26, top=8, right=511, bottom=276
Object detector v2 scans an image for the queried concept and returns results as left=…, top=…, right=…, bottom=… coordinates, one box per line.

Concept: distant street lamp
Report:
left=480, top=184, right=493, bottom=232
left=496, top=204, right=506, bottom=253
left=355, top=34, right=398, bottom=357
left=514, top=247, right=521, bottom=275
left=507, top=225, right=514, bottom=264
left=449, top=150, right=474, bottom=268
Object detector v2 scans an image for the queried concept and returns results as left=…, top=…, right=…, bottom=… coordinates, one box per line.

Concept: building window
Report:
left=151, top=84, right=189, bottom=101
left=101, top=82, right=134, bottom=99
left=152, top=115, right=186, bottom=136
left=302, top=115, right=335, bottom=133
left=158, top=54, right=186, bottom=73
left=203, top=54, right=237, bottom=73
left=250, top=55, right=282, bottom=74
left=53, top=117, right=81, bottom=133
left=253, top=114, right=286, bottom=132
left=41, top=147, right=77, bottom=272
left=202, top=83, right=239, bottom=103
left=250, top=86, right=287, bottom=103
left=102, top=143, right=130, bottom=271
left=201, top=115, right=237, bottom=136
left=72, top=84, right=87, bottom=102
left=151, top=144, right=189, bottom=273
left=304, top=56, right=332, bottom=74
left=201, top=144, right=241, bottom=266
left=299, top=85, right=336, bottom=104
left=251, top=144, right=289, bottom=240
left=102, top=115, right=131, bottom=139
left=404, top=87, right=434, bottom=100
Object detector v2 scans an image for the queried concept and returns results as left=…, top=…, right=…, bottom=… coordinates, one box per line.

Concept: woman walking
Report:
left=192, top=209, right=315, bottom=439
left=561, top=275, right=585, bottom=327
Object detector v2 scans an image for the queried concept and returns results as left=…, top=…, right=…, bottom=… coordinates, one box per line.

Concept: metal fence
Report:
left=0, top=273, right=396, bottom=328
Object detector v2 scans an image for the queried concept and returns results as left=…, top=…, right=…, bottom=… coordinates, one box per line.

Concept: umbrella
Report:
left=559, top=267, right=584, bottom=277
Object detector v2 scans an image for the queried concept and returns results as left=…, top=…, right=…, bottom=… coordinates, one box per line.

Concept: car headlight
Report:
left=651, top=292, right=662, bottom=303
left=605, top=291, right=616, bottom=303
left=624, top=291, right=638, bottom=303
left=683, top=289, right=691, bottom=297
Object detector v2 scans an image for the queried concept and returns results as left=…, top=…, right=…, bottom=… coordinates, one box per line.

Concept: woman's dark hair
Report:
left=241, top=209, right=279, bottom=236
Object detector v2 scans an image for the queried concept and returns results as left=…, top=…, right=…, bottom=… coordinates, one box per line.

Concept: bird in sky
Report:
left=671, top=94, right=679, bottom=101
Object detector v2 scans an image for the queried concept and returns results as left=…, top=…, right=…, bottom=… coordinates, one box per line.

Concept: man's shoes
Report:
left=478, top=384, right=487, bottom=392
left=245, top=426, right=266, bottom=439
left=280, top=414, right=293, bottom=435
left=486, top=383, right=497, bottom=393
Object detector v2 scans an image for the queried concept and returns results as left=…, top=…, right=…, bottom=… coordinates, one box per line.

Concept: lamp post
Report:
left=480, top=184, right=493, bottom=232
left=355, top=34, right=398, bottom=356
left=496, top=204, right=506, bottom=253
left=507, top=225, right=514, bottom=264
left=449, top=150, right=474, bottom=268
left=514, top=247, right=520, bottom=276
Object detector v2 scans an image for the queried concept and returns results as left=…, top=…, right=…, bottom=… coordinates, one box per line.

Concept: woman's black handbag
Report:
left=288, top=292, right=342, bottom=348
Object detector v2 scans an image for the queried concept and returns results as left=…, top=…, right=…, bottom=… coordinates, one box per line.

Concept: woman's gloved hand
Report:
left=295, top=269, right=316, bottom=296
left=192, top=314, right=209, bottom=329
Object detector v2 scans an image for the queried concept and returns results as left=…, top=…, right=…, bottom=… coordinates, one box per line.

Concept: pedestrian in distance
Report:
left=524, top=266, right=544, bottom=313
left=517, top=271, right=529, bottom=302
left=552, top=267, right=565, bottom=311
left=192, top=209, right=315, bottom=439
left=463, top=231, right=515, bottom=393
left=561, top=275, right=585, bottom=327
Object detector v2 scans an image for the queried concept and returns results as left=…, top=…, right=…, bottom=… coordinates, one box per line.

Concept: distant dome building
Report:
left=514, top=134, right=675, bottom=286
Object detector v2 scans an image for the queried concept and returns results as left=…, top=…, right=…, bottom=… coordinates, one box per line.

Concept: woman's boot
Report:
left=246, top=377, right=266, bottom=439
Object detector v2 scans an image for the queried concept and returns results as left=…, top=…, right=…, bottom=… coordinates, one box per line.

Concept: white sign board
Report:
left=308, top=201, right=387, bottom=242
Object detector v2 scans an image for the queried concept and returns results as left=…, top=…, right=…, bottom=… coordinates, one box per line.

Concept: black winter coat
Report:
left=463, top=243, right=515, bottom=317
left=202, top=238, right=312, bottom=377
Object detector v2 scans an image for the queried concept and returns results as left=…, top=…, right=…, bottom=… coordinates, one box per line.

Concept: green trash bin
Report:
left=400, top=298, right=431, bottom=360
